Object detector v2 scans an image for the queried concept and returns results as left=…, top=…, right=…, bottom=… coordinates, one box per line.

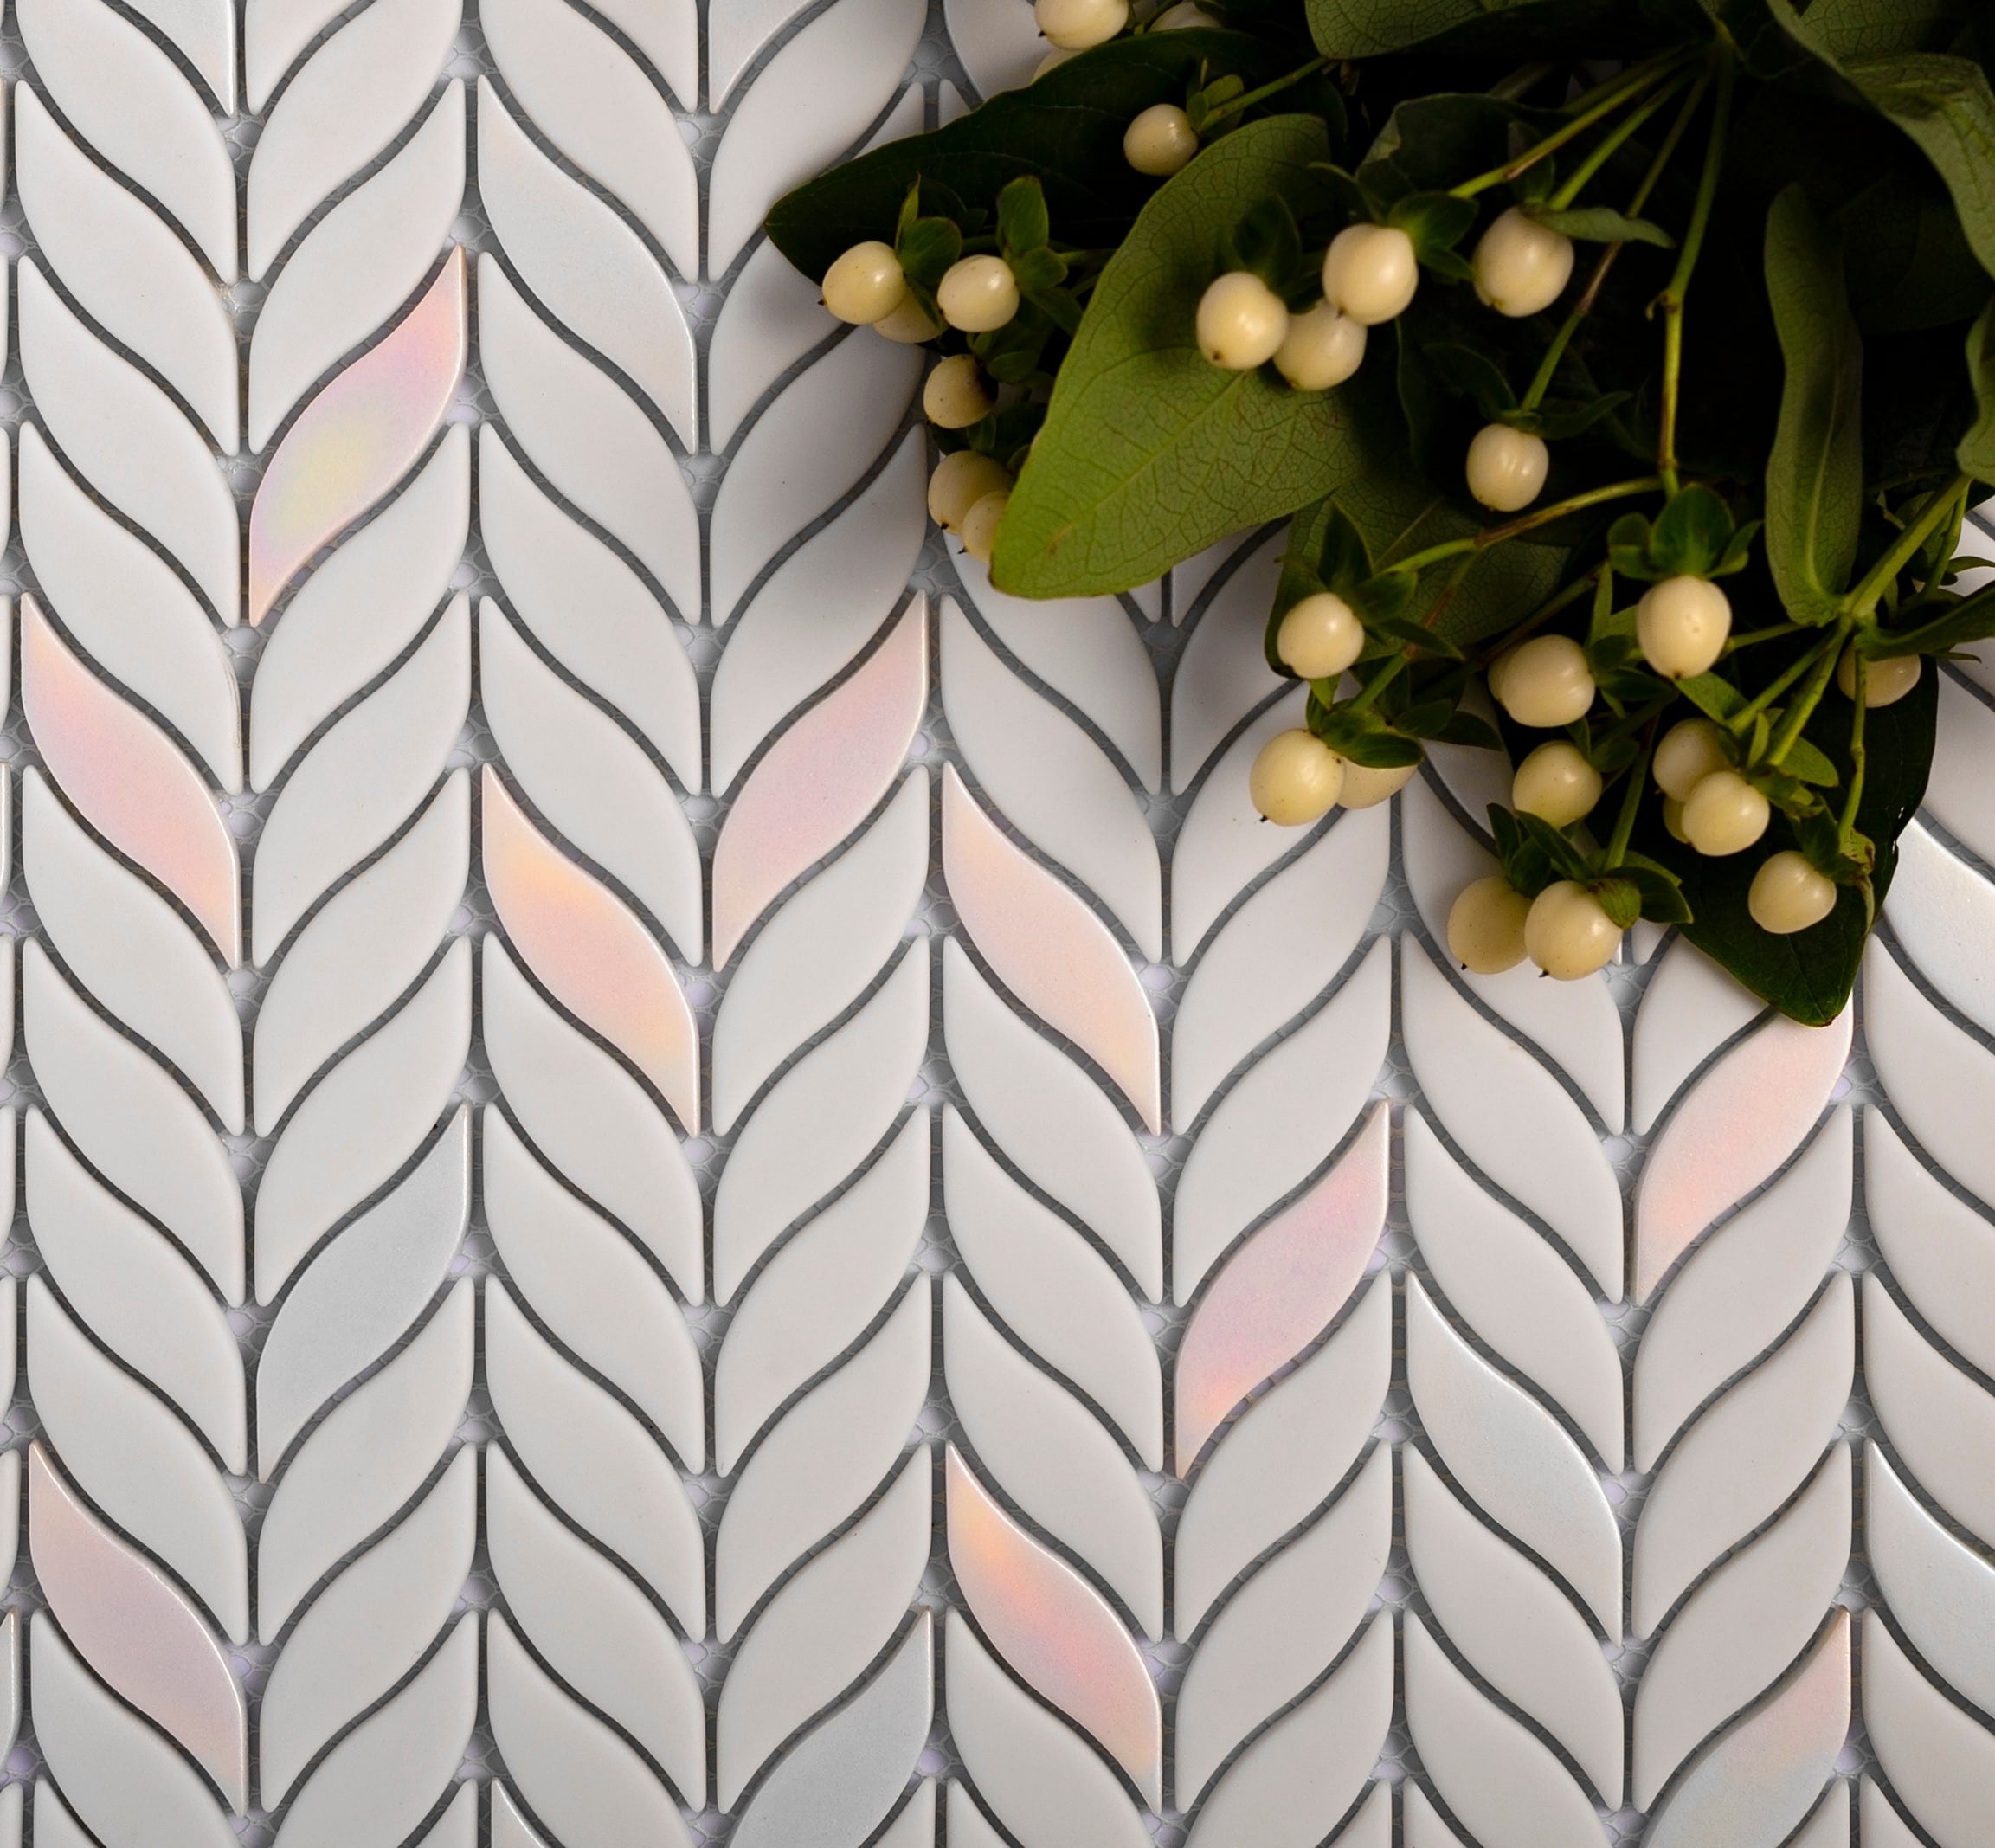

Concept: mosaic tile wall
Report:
left=0, top=0, right=1992, bottom=1844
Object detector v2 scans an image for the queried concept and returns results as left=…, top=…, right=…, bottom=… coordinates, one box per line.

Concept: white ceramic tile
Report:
left=1868, top=1440, right=1995, bottom=1716
left=125, top=0, right=235, bottom=110
left=1169, top=530, right=1286, bottom=794
left=717, top=1112, right=930, bottom=1472
left=943, top=598, right=1162, bottom=961
left=486, top=1444, right=707, bottom=1807
left=1866, top=936, right=1995, bottom=1213
left=255, top=1281, right=472, bottom=1639
left=479, top=254, right=702, bottom=619
left=1887, top=817, right=1995, bottom=1038
left=486, top=1279, right=706, bottom=1637
left=1867, top=1111, right=1995, bottom=1377
left=1922, top=671, right=1995, bottom=866
left=1174, top=808, right=1388, bottom=1130
left=415, top=1785, right=478, bottom=1848
left=491, top=1781, right=549, bottom=1848
left=244, top=0, right=361, bottom=110
left=877, top=1783, right=938, bottom=1848
left=942, top=0, right=1040, bottom=99
left=479, top=80, right=696, bottom=448
left=1629, top=934, right=1766, bottom=1132
left=1631, top=1276, right=1853, bottom=1637
left=714, top=1278, right=930, bottom=1639
left=709, top=237, right=843, bottom=454
left=1864, top=1615, right=1995, bottom=1848
left=943, top=939, right=1162, bottom=1299
left=1865, top=1272, right=1995, bottom=1547
left=32, top=1785, right=89, bottom=1848
left=718, top=1451, right=931, bottom=1806
left=710, top=0, right=814, bottom=109
left=484, top=0, right=698, bottom=275
left=1860, top=1778, right=1921, bottom=1848
left=946, top=1780, right=1009, bottom=1848
left=248, top=84, right=466, bottom=451
left=256, top=1448, right=474, bottom=1806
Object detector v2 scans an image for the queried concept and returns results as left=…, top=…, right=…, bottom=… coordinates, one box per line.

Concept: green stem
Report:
left=1468, top=568, right=1602, bottom=665
left=1200, top=55, right=1333, bottom=126
left=1561, top=49, right=1693, bottom=117
left=1547, top=71, right=1696, bottom=210
left=1451, top=56, right=1693, bottom=201
left=1345, top=655, right=1406, bottom=713
left=1840, top=473, right=1973, bottom=620
left=1721, top=621, right=1805, bottom=654
left=1840, top=660, right=1868, bottom=836
left=1656, top=43, right=1735, bottom=499
left=1605, top=733, right=1655, bottom=867
left=1573, top=62, right=1714, bottom=318
left=1384, top=476, right=1663, bottom=579
left=1520, top=312, right=1581, bottom=412
left=1765, top=621, right=1850, bottom=767
left=1732, top=634, right=1833, bottom=729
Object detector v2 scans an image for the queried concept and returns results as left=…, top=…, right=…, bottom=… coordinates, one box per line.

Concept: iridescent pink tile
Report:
left=1174, top=1102, right=1388, bottom=1475
left=711, top=601, right=927, bottom=969
left=247, top=247, right=468, bottom=624
left=1635, top=1005, right=1851, bottom=1302
left=483, top=765, right=700, bottom=1132
left=943, top=765, right=1159, bottom=1132
left=29, top=1442, right=248, bottom=1810
left=945, top=1445, right=1162, bottom=1807
left=22, top=596, right=241, bottom=965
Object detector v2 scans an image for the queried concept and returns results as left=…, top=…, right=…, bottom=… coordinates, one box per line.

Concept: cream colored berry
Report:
left=1153, top=0, right=1219, bottom=23
left=1681, top=769, right=1770, bottom=856
left=1339, top=759, right=1419, bottom=808
left=1125, top=104, right=1198, bottom=177
left=1447, top=874, right=1531, bottom=974
left=1321, top=223, right=1419, bottom=325
left=1525, top=880, right=1623, bottom=979
left=1837, top=645, right=1922, bottom=707
left=823, top=241, right=908, bottom=325
left=1036, top=0, right=1128, bottom=50
left=960, top=490, right=1010, bottom=564
left=1495, top=634, right=1595, bottom=728
left=1512, top=741, right=1602, bottom=827
left=1277, top=591, right=1365, bottom=680
left=872, top=293, right=943, bottom=343
left=938, top=256, right=1020, bottom=333
left=1663, top=796, right=1689, bottom=842
left=1250, top=729, right=1345, bottom=824
left=1472, top=207, right=1575, bottom=318
left=923, top=355, right=996, bottom=429
left=1197, top=271, right=1289, bottom=370
left=1466, top=424, right=1549, bottom=512
left=1652, top=717, right=1730, bottom=801
left=1637, top=576, right=1732, bottom=679
left=929, top=451, right=1012, bottom=531
left=1274, top=302, right=1368, bottom=390
left=1749, top=851, right=1837, bottom=934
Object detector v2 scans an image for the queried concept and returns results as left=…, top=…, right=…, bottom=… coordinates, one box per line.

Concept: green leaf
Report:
left=1675, top=670, right=1748, bottom=720
left=1802, top=0, right=1968, bottom=58
left=1436, top=711, right=1504, bottom=750
left=1833, top=168, right=1992, bottom=334
left=1387, top=191, right=1481, bottom=261
left=1306, top=0, right=1701, bottom=57
left=1221, top=196, right=1304, bottom=287
left=1867, top=580, right=1995, bottom=655
left=1526, top=206, right=1676, bottom=247
left=1515, top=810, right=1594, bottom=881
left=996, top=176, right=1050, bottom=259
left=1780, top=735, right=1843, bottom=786
left=896, top=215, right=962, bottom=289
left=1650, top=485, right=1737, bottom=578
left=1424, top=343, right=1518, bottom=418
left=1763, top=185, right=1865, bottom=621
left=1615, top=853, right=1695, bottom=924
left=1840, top=54, right=1995, bottom=279
left=993, top=116, right=1384, bottom=598
left=1960, top=297, right=1995, bottom=484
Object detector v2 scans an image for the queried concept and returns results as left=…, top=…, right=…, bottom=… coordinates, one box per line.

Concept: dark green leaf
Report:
left=994, top=117, right=1383, bottom=597
left=1436, top=711, right=1504, bottom=750
left=1526, top=205, right=1676, bottom=247
left=1531, top=391, right=1635, bottom=440
left=1009, top=246, right=1067, bottom=293
left=1803, top=0, right=1968, bottom=57
left=1651, top=485, right=1737, bottom=578
left=1387, top=190, right=1481, bottom=260
left=1221, top=196, right=1304, bottom=287
left=1839, top=54, right=1995, bottom=278
left=997, top=176, right=1050, bottom=259
left=1394, top=699, right=1461, bottom=737
left=1615, top=853, right=1696, bottom=923
left=1515, top=810, right=1595, bottom=880
left=1960, top=296, right=1995, bottom=483
left=1319, top=503, right=1374, bottom=592
left=1369, top=612, right=1464, bottom=657
left=1675, top=671, right=1748, bottom=720
left=1781, top=735, right=1843, bottom=786
left=1424, top=343, right=1518, bottom=417
left=1307, top=0, right=1702, bottom=57
left=1591, top=875, right=1643, bottom=930
left=1867, top=581, right=1995, bottom=654
left=1833, top=168, right=1992, bottom=334
left=1316, top=712, right=1427, bottom=766
left=896, top=216, right=962, bottom=289
left=1764, top=185, right=1865, bottom=621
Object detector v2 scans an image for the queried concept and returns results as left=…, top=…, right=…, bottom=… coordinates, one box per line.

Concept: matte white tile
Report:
left=1629, top=933, right=1765, bottom=1132
left=1865, top=1607, right=1995, bottom=1848
left=942, top=0, right=1041, bottom=99
left=1867, top=1441, right=1995, bottom=1721
left=709, top=237, right=843, bottom=454
left=1865, top=1272, right=1995, bottom=1548
left=1168, top=529, right=1285, bottom=794
left=1868, top=1111, right=1995, bottom=1380
left=1922, top=671, right=1995, bottom=866
left=1866, top=937, right=1995, bottom=1215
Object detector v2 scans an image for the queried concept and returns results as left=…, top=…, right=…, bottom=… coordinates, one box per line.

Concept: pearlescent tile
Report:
left=1627, top=934, right=1765, bottom=1132
left=942, top=0, right=1042, bottom=99
left=1864, top=1271, right=1995, bottom=1548
left=1864, top=1607, right=1995, bottom=1848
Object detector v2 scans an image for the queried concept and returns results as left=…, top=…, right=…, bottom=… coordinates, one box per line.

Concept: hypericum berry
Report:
left=1274, top=302, right=1367, bottom=390
left=1339, top=759, right=1419, bottom=808
left=938, top=255, right=1020, bottom=333
left=1494, top=634, right=1595, bottom=728
left=1197, top=271, right=1289, bottom=370
left=1652, top=716, right=1730, bottom=801
left=1637, top=576, right=1732, bottom=679
left=960, top=490, right=1010, bottom=564
left=1837, top=645, right=1922, bottom=707
left=823, top=241, right=907, bottom=325
left=1036, top=0, right=1128, bottom=50
left=1321, top=223, right=1419, bottom=325
left=923, top=355, right=995, bottom=429
left=1681, top=769, right=1770, bottom=856
left=1152, top=0, right=1219, bottom=22
left=928, top=451, right=1012, bottom=532
left=1465, top=424, right=1549, bottom=513
left=1512, top=740, right=1602, bottom=827
left=1250, top=729, right=1344, bottom=824
left=872, top=293, right=943, bottom=343
left=1663, top=796, right=1689, bottom=842
left=1471, top=207, right=1575, bottom=318
left=1277, top=591, right=1365, bottom=679
left=1749, top=850, right=1837, bottom=934
left=1447, top=874, right=1531, bottom=974
left=1525, top=880, right=1622, bottom=978
left=1124, top=103, right=1198, bottom=177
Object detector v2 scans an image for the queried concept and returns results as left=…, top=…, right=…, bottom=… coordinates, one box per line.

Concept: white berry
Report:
left=1526, top=880, right=1622, bottom=978
left=1036, top=0, right=1128, bottom=50
left=1512, top=740, right=1601, bottom=827
left=1197, top=271, right=1289, bottom=370
left=923, top=355, right=996, bottom=429
left=1447, top=874, right=1531, bottom=974
left=1125, top=104, right=1199, bottom=177
left=1466, top=424, right=1549, bottom=512
left=1274, top=302, right=1368, bottom=390
left=1637, top=576, right=1732, bottom=679
left=1663, top=796, right=1689, bottom=842
left=1277, top=591, right=1365, bottom=679
left=1339, top=759, right=1419, bottom=808
left=1250, top=730, right=1344, bottom=825
left=929, top=451, right=1012, bottom=532
left=960, top=490, right=1010, bottom=564
left=1495, top=634, right=1595, bottom=727
left=873, top=293, right=943, bottom=343
left=1837, top=645, right=1921, bottom=707
left=1321, top=223, right=1419, bottom=325
left=1652, top=717, right=1730, bottom=801
left=1681, top=769, right=1770, bottom=856
left=1749, top=850, right=1837, bottom=934
left=938, top=256, right=1020, bottom=333
left=1472, top=207, right=1575, bottom=318
left=823, top=241, right=907, bottom=325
